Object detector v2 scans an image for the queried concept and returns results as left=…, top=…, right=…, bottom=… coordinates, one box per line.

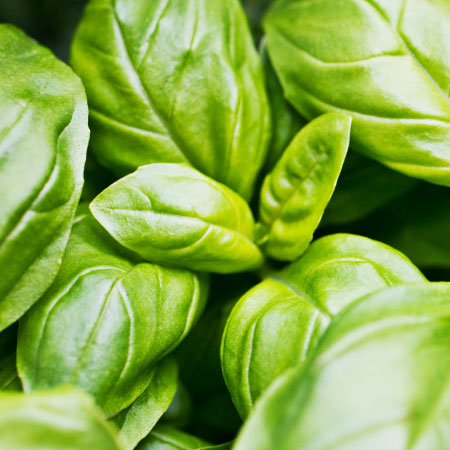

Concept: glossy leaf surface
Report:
left=0, top=25, right=89, bottom=331
left=91, top=163, right=263, bottom=274
left=265, top=0, right=450, bottom=187
left=112, top=358, right=178, bottom=450
left=18, top=210, right=208, bottom=417
left=221, top=234, right=425, bottom=417
left=0, top=387, right=123, bottom=450
left=257, top=113, right=351, bottom=260
left=234, top=283, right=450, bottom=450
left=71, top=0, right=270, bottom=199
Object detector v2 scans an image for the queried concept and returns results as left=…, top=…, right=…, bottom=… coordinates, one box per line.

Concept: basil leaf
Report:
left=112, top=358, right=178, bottom=450
left=257, top=113, right=351, bottom=260
left=221, top=233, right=426, bottom=417
left=0, top=25, right=89, bottom=331
left=90, top=163, right=263, bottom=274
left=0, top=387, right=123, bottom=449
left=265, top=0, right=450, bottom=187
left=17, top=211, right=208, bottom=417
left=234, top=283, right=450, bottom=450
left=71, top=0, right=270, bottom=200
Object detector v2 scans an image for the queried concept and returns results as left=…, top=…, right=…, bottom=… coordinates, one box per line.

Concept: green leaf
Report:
left=234, top=283, right=450, bottom=450
left=221, top=233, right=426, bottom=417
left=0, top=387, right=123, bottom=449
left=265, top=0, right=450, bottom=187
left=112, top=358, right=178, bottom=450
left=257, top=113, right=351, bottom=260
left=71, top=0, right=270, bottom=200
left=90, top=163, right=264, bottom=274
left=17, top=211, right=208, bottom=417
left=0, top=25, right=89, bottom=331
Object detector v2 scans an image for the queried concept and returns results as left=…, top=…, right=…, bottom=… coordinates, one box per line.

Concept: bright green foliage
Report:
left=221, top=234, right=425, bottom=417
left=17, top=210, right=208, bottom=417
left=71, top=0, right=270, bottom=200
left=112, top=358, right=178, bottom=450
left=257, top=113, right=351, bottom=260
left=0, top=25, right=89, bottom=332
left=234, top=283, right=450, bottom=450
left=90, top=164, right=264, bottom=274
left=265, top=0, right=450, bottom=187
left=0, top=387, right=123, bottom=449
left=3, top=1, right=450, bottom=448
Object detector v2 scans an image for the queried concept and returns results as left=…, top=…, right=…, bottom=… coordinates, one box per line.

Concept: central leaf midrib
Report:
left=262, top=149, right=332, bottom=231
left=98, top=205, right=257, bottom=253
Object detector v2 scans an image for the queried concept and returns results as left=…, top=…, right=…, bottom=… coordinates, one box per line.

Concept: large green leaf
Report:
left=257, top=113, right=351, bottom=260
left=0, top=25, right=89, bottom=331
left=265, top=0, right=450, bottom=187
left=0, top=387, right=123, bottom=449
left=90, top=163, right=263, bottom=274
left=17, top=210, right=208, bottom=417
left=221, top=234, right=425, bottom=417
left=71, top=0, right=270, bottom=200
left=234, top=283, right=450, bottom=450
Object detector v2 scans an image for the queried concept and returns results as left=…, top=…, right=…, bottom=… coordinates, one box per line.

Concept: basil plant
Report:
left=2, top=0, right=450, bottom=448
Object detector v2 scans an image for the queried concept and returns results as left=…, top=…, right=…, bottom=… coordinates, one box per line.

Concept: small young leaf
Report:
left=258, top=113, right=351, bottom=260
